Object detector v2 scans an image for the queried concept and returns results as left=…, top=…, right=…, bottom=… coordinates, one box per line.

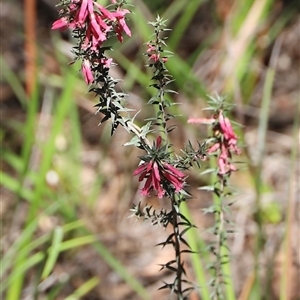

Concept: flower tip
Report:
left=187, top=118, right=196, bottom=124
left=188, top=118, right=215, bottom=124
left=51, top=18, right=69, bottom=31
left=82, top=60, right=94, bottom=85
left=156, top=136, right=162, bottom=148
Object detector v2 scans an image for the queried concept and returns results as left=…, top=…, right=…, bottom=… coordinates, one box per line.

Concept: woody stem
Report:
left=171, top=195, right=183, bottom=297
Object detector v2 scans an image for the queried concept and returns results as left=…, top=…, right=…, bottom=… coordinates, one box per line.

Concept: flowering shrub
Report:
left=52, top=1, right=241, bottom=299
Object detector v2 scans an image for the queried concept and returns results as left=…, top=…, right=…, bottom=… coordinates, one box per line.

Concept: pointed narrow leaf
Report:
left=42, top=226, right=64, bottom=279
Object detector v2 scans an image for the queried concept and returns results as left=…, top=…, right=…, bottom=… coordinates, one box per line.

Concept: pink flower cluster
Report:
left=133, top=137, right=186, bottom=198
left=52, top=0, right=131, bottom=46
left=81, top=57, right=112, bottom=84
left=52, top=0, right=131, bottom=84
left=188, top=111, right=241, bottom=176
left=146, top=43, right=168, bottom=63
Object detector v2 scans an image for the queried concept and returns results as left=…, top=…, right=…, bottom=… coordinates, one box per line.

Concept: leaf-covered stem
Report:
left=189, top=95, right=241, bottom=299
left=212, top=179, right=227, bottom=300
left=146, top=16, right=175, bottom=142
left=171, top=195, right=183, bottom=296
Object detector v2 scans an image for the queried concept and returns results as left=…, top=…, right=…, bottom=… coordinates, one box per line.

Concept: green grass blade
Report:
left=168, top=0, right=205, bottom=50
left=58, top=236, right=97, bottom=252
left=28, top=76, right=75, bottom=219
left=130, top=0, right=153, bottom=39
left=180, top=202, right=210, bottom=300
left=46, top=281, right=66, bottom=300
left=4, top=61, right=77, bottom=300
left=65, top=277, right=100, bottom=300
left=64, top=277, right=100, bottom=300
left=0, top=171, right=33, bottom=201
left=0, top=55, right=27, bottom=105
left=92, top=240, right=150, bottom=299
left=42, top=226, right=64, bottom=279
left=256, top=53, right=278, bottom=170
left=20, top=82, right=40, bottom=180
left=3, top=252, right=45, bottom=298
left=162, top=1, right=191, bottom=24
left=1, top=151, right=24, bottom=173
left=0, top=220, right=39, bottom=280
left=62, top=220, right=86, bottom=232
left=2, top=233, right=50, bottom=280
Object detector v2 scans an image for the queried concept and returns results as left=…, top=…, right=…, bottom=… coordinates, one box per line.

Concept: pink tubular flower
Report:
left=146, top=43, right=168, bottom=63
left=162, top=163, right=186, bottom=192
left=150, top=53, right=160, bottom=62
left=146, top=44, right=161, bottom=63
left=90, top=16, right=107, bottom=43
left=95, top=13, right=112, bottom=33
left=81, top=59, right=94, bottom=84
left=188, top=117, right=215, bottom=125
left=133, top=137, right=186, bottom=198
left=146, top=44, right=156, bottom=53
left=112, top=8, right=131, bottom=42
left=100, top=58, right=113, bottom=68
left=77, top=0, right=89, bottom=24
left=217, top=143, right=237, bottom=175
left=218, top=112, right=241, bottom=154
left=52, top=0, right=132, bottom=51
left=189, top=110, right=241, bottom=176
left=134, top=161, right=165, bottom=198
left=51, top=17, right=69, bottom=30
left=94, top=3, right=115, bottom=20
left=207, top=142, right=220, bottom=154
left=219, top=113, right=236, bottom=143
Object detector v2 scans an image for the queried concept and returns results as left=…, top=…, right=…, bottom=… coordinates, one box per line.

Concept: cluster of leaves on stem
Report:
left=189, top=95, right=242, bottom=299
left=129, top=16, right=203, bottom=299
left=52, top=0, right=133, bottom=135
left=145, top=16, right=178, bottom=137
